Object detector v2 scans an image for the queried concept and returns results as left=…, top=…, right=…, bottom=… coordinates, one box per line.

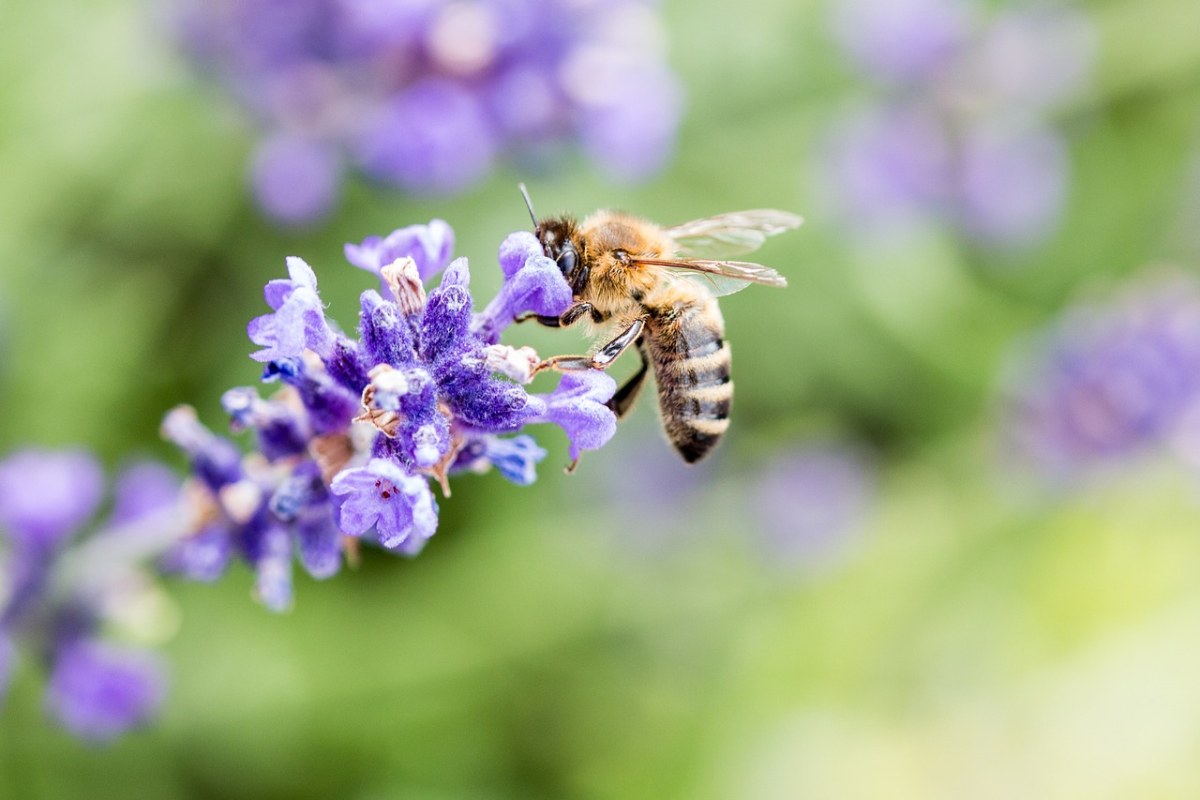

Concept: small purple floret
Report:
left=345, top=219, right=456, bottom=285
left=525, top=372, right=618, bottom=461
left=330, top=459, right=438, bottom=552
left=248, top=256, right=335, bottom=362
left=475, top=243, right=572, bottom=345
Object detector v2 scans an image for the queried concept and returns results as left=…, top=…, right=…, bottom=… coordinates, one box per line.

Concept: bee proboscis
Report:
left=520, top=185, right=801, bottom=464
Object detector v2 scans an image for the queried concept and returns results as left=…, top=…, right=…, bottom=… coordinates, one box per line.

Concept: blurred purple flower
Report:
left=831, top=0, right=975, bottom=84
left=821, top=0, right=1094, bottom=250
left=164, top=219, right=616, bottom=606
left=112, top=462, right=184, bottom=528
left=174, top=0, right=682, bottom=224
left=0, top=451, right=104, bottom=550
left=1000, top=273, right=1200, bottom=477
left=956, top=124, right=1069, bottom=248
left=0, top=451, right=185, bottom=742
left=753, top=444, right=877, bottom=570
left=250, top=134, right=342, bottom=226
left=353, top=78, right=499, bottom=195
left=820, top=102, right=952, bottom=230
left=46, top=640, right=167, bottom=743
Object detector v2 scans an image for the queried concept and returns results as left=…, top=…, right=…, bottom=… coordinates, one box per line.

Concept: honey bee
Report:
left=520, top=185, right=801, bottom=463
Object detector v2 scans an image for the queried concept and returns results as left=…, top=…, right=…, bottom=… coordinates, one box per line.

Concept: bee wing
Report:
left=665, top=209, right=803, bottom=259
left=633, top=258, right=787, bottom=297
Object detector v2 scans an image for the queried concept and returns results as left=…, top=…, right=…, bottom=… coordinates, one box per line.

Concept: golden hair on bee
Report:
left=519, top=184, right=801, bottom=463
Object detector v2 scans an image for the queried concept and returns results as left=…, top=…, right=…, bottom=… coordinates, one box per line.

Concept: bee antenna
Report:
left=518, top=183, right=539, bottom=229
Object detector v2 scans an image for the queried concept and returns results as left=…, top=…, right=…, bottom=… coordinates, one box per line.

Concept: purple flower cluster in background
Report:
left=753, top=443, right=876, bottom=571
left=162, top=219, right=617, bottom=609
left=819, top=0, right=1095, bottom=250
left=1000, top=273, right=1200, bottom=479
left=0, top=451, right=184, bottom=741
left=174, top=0, right=683, bottom=224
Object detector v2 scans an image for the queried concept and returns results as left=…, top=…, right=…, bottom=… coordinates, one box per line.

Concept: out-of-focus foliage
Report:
left=1, top=0, right=1200, bottom=796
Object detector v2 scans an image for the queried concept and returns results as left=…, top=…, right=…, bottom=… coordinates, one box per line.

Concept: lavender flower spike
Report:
left=167, top=220, right=623, bottom=607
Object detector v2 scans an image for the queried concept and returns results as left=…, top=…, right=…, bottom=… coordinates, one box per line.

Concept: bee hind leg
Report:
left=533, top=315, right=647, bottom=375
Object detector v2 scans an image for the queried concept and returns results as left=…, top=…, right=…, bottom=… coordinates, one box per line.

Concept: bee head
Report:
left=536, top=217, right=586, bottom=293
left=519, top=186, right=586, bottom=294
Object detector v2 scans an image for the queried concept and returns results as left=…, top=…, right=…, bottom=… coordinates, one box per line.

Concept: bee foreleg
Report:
left=514, top=303, right=601, bottom=329
left=514, top=312, right=563, bottom=328
left=560, top=302, right=603, bottom=327
left=533, top=315, right=648, bottom=375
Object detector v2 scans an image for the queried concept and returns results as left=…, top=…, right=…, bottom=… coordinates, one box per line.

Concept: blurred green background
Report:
left=3, top=0, right=1200, bottom=797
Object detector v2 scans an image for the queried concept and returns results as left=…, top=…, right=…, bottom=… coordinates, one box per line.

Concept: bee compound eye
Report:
left=556, top=248, right=577, bottom=277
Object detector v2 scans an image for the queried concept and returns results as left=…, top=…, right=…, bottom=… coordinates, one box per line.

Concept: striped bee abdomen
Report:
left=648, top=300, right=732, bottom=463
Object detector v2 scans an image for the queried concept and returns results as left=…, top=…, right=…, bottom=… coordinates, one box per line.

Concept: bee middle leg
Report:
left=534, top=315, right=648, bottom=374
left=607, top=341, right=648, bottom=420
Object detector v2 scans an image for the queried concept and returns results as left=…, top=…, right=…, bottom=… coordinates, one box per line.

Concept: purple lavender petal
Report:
left=110, top=462, right=181, bottom=528
left=525, top=372, right=618, bottom=460
left=249, top=257, right=336, bottom=362
left=0, top=450, right=104, bottom=549
left=45, top=639, right=166, bottom=742
left=1000, top=275, right=1200, bottom=475
left=418, top=259, right=533, bottom=430
left=474, top=250, right=572, bottom=345
left=497, top=231, right=543, bottom=279
left=960, top=7, right=1096, bottom=115
left=487, top=64, right=564, bottom=140
left=323, top=335, right=372, bottom=394
left=352, top=78, right=497, bottom=194
left=267, top=461, right=324, bottom=521
left=329, top=459, right=437, bottom=551
left=250, top=133, right=342, bottom=226
left=178, top=0, right=682, bottom=219
left=371, top=366, right=450, bottom=469
left=345, top=219, right=456, bottom=284
left=830, top=0, right=976, bottom=83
